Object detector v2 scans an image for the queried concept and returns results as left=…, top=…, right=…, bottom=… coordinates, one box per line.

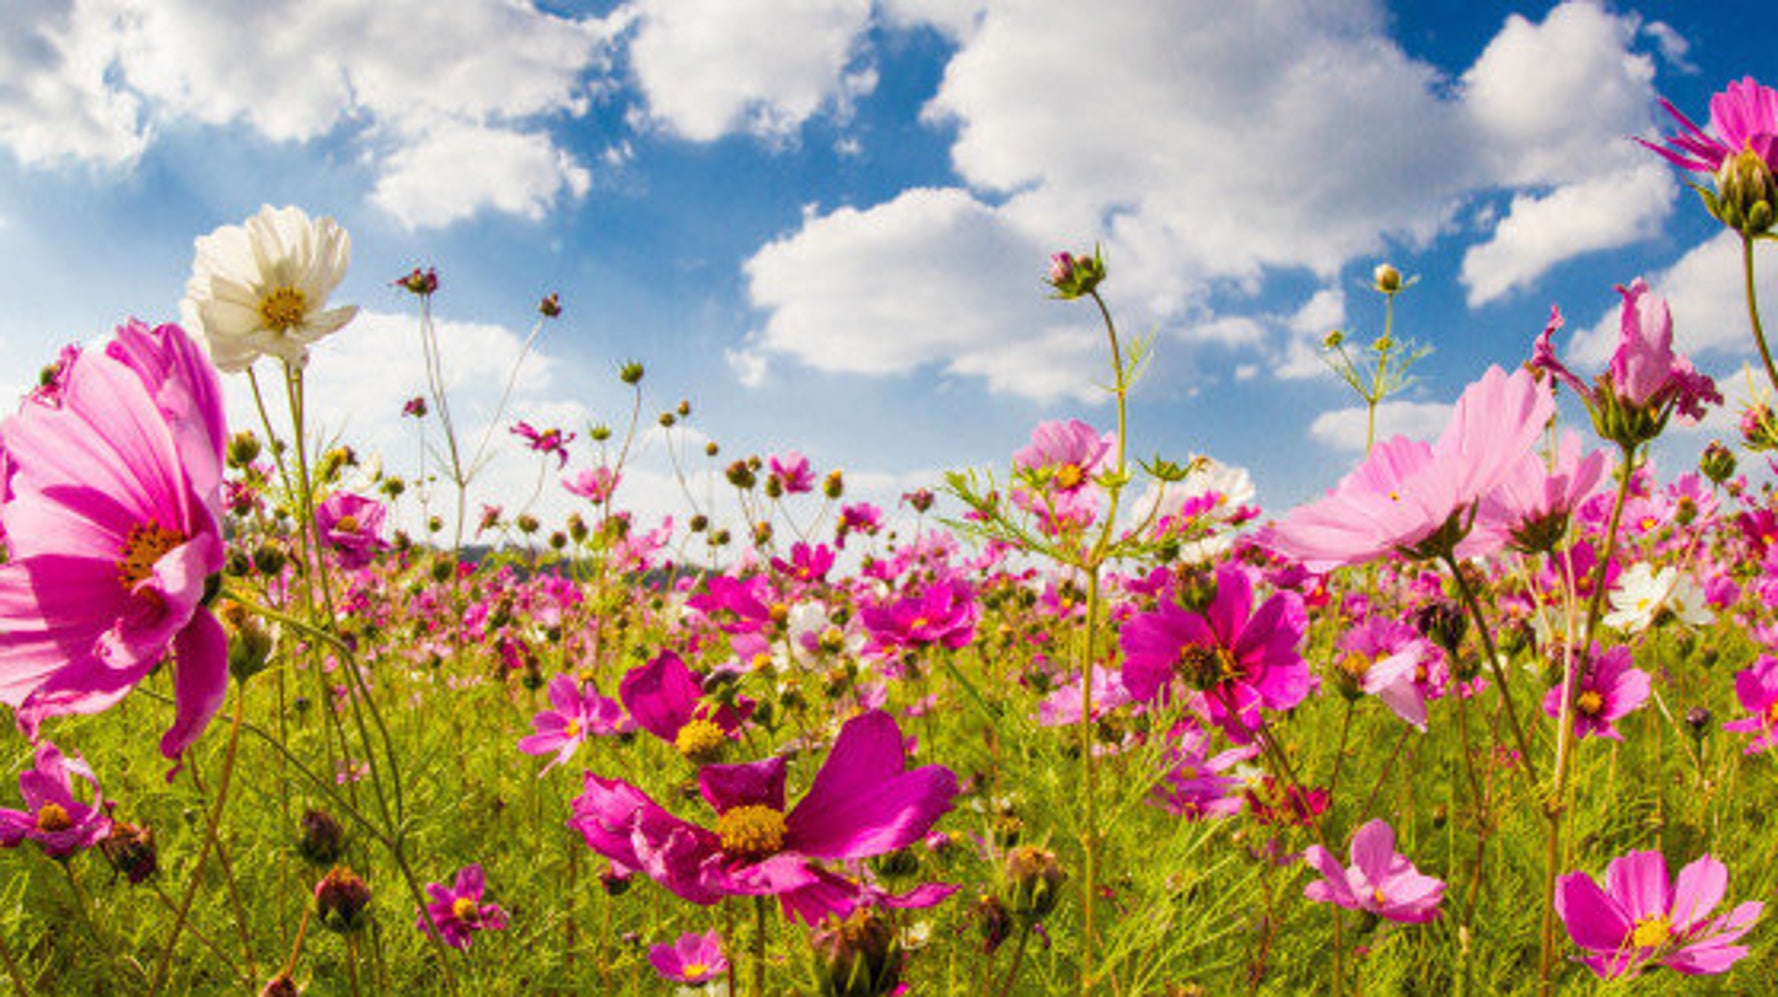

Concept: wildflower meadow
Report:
left=6, top=75, right=1778, bottom=997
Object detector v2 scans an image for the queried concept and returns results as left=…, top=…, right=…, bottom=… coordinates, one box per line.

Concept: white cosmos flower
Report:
left=1603, top=561, right=1713, bottom=633
left=180, top=204, right=358, bottom=372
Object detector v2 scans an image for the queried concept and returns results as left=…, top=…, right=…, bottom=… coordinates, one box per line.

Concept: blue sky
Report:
left=1, top=0, right=1774, bottom=538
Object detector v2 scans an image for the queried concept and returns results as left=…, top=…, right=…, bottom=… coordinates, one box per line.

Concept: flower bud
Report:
left=1412, top=601, right=1467, bottom=660
left=1002, top=845, right=1066, bottom=922
left=811, top=908, right=903, bottom=997
left=221, top=601, right=275, bottom=683
left=298, top=809, right=347, bottom=866
left=823, top=470, right=845, bottom=500
left=1741, top=403, right=1778, bottom=452
left=1372, top=263, right=1403, bottom=294
left=1707, top=146, right=1778, bottom=237
left=973, top=893, right=1012, bottom=954
left=314, top=865, right=372, bottom=933
left=539, top=292, right=562, bottom=318
left=227, top=431, right=262, bottom=468
left=726, top=460, right=757, bottom=490
left=259, top=973, right=301, bottom=997
left=1046, top=248, right=1106, bottom=300
left=394, top=267, right=439, bottom=296
left=253, top=542, right=288, bottom=577
left=402, top=396, right=428, bottom=418
left=618, top=360, right=645, bottom=385
left=1700, top=440, right=1737, bottom=485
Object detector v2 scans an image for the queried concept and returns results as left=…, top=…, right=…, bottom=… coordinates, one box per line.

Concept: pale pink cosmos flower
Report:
left=1476, top=430, right=1608, bottom=553
left=518, top=673, right=631, bottom=774
left=563, top=466, right=621, bottom=505
left=1556, top=850, right=1762, bottom=978
left=1301, top=819, right=1445, bottom=923
left=1266, top=366, right=1554, bottom=571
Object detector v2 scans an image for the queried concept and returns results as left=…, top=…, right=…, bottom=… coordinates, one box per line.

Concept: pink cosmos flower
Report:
left=835, top=503, right=882, bottom=548
left=518, top=673, right=632, bottom=774
left=650, top=930, right=728, bottom=985
left=510, top=421, right=573, bottom=468
left=768, top=452, right=815, bottom=494
left=859, top=577, right=979, bottom=654
left=1721, top=655, right=1778, bottom=753
left=0, top=741, right=112, bottom=859
left=569, top=710, right=958, bottom=924
left=1533, top=288, right=1720, bottom=428
left=1266, top=366, right=1554, bottom=571
left=0, top=321, right=229, bottom=763
left=563, top=466, right=621, bottom=505
left=315, top=492, right=391, bottom=571
left=1117, top=562, right=1308, bottom=737
left=1556, top=850, right=1762, bottom=978
left=1302, top=819, right=1445, bottom=924
left=1476, top=430, right=1608, bottom=553
left=618, top=651, right=751, bottom=759
left=1541, top=644, right=1651, bottom=741
left=416, top=863, right=508, bottom=950
left=1013, top=419, right=1111, bottom=493
left=1640, top=76, right=1778, bottom=175
left=1335, top=618, right=1443, bottom=730
left=770, top=542, right=835, bottom=587
left=1147, top=722, right=1254, bottom=820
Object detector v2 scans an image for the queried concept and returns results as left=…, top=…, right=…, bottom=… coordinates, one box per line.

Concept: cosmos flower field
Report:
left=2, top=77, right=1778, bottom=997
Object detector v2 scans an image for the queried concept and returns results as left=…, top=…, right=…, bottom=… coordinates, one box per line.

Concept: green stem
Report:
left=1742, top=233, right=1778, bottom=397
left=1441, top=553, right=1539, bottom=785
left=992, top=924, right=1033, bottom=997
left=752, top=894, right=770, bottom=997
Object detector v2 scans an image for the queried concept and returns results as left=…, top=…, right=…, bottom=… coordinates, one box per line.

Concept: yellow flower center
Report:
left=1371, top=888, right=1388, bottom=906
left=35, top=803, right=73, bottom=833
left=1765, top=700, right=1778, bottom=726
left=674, top=718, right=727, bottom=760
left=715, top=804, right=787, bottom=861
left=1575, top=690, right=1605, bottom=717
left=118, top=522, right=186, bottom=589
left=1630, top=916, right=1672, bottom=950
left=1055, top=464, right=1085, bottom=490
left=334, top=515, right=360, bottom=534
left=910, top=617, right=930, bottom=631
left=564, top=719, right=583, bottom=739
left=450, top=896, right=479, bottom=923
left=682, top=961, right=708, bottom=978
left=259, top=285, right=309, bottom=332
left=1338, top=652, right=1372, bottom=680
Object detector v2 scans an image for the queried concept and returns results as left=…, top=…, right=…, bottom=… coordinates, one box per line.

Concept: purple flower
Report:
left=1640, top=77, right=1778, bottom=175
left=649, top=930, right=727, bottom=984
left=1533, top=286, right=1721, bottom=435
left=1541, top=644, right=1651, bottom=741
left=1302, top=819, right=1445, bottom=924
left=1147, top=722, right=1253, bottom=820
left=618, top=651, right=751, bottom=760
left=510, top=421, right=573, bottom=469
left=768, top=452, right=815, bottom=495
left=0, top=742, right=112, bottom=859
left=1722, top=655, right=1778, bottom=753
left=518, top=673, right=632, bottom=774
left=315, top=492, right=391, bottom=571
left=859, top=577, right=979, bottom=653
left=1118, top=562, right=1308, bottom=737
left=416, top=864, right=508, bottom=950
left=0, top=321, right=229, bottom=764
left=1013, top=419, right=1111, bottom=493
left=1556, top=851, right=1762, bottom=978
left=569, top=710, right=958, bottom=924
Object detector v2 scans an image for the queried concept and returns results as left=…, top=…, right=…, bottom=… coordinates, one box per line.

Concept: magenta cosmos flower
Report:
left=1541, top=644, right=1650, bottom=741
left=1533, top=286, right=1720, bottom=434
left=568, top=710, right=958, bottom=924
left=0, top=741, right=112, bottom=859
left=1266, top=366, right=1553, bottom=571
left=510, top=421, right=573, bottom=468
left=1013, top=419, right=1111, bottom=492
left=1640, top=77, right=1778, bottom=175
left=518, top=673, right=632, bottom=774
left=619, top=651, right=751, bottom=760
left=563, top=466, right=621, bottom=505
left=768, top=452, right=815, bottom=494
left=650, top=930, right=728, bottom=985
left=315, top=492, right=391, bottom=571
left=1302, top=819, right=1445, bottom=924
left=1556, top=850, right=1763, bottom=978
left=416, top=863, right=508, bottom=950
left=859, top=576, right=979, bottom=654
left=1722, top=654, right=1778, bottom=753
left=0, top=321, right=229, bottom=763
left=1118, top=562, right=1308, bottom=737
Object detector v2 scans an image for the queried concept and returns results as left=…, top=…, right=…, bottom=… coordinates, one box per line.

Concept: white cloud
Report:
left=743, top=187, right=1104, bottom=402
left=625, top=0, right=875, bottom=142
left=1460, top=163, right=1674, bottom=307
left=0, top=0, right=613, bottom=226
left=1641, top=20, right=1696, bottom=74
left=0, top=0, right=147, bottom=168
left=1309, top=400, right=1453, bottom=453
left=371, top=124, right=592, bottom=229
left=726, top=347, right=769, bottom=388
left=879, top=0, right=985, bottom=41
left=1276, top=287, right=1349, bottom=380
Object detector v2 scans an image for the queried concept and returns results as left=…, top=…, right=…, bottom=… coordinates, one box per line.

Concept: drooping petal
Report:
left=785, top=711, right=957, bottom=860
left=158, top=608, right=231, bottom=763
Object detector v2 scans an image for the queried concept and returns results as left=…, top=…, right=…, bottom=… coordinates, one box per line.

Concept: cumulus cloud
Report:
left=371, top=124, right=592, bottom=229
left=1, top=0, right=614, bottom=227
left=738, top=1, right=1677, bottom=401
left=1309, top=400, right=1453, bottom=453
left=1460, top=163, right=1674, bottom=307
left=624, top=0, right=876, bottom=141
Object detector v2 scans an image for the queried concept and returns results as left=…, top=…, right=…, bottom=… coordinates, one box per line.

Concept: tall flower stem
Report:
left=1742, top=234, right=1778, bottom=397
left=1440, top=553, right=1539, bottom=785
left=752, top=894, right=770, bottom=997
left=1536, top=443, right=1635, bottom=995
left=1071, top=287, right=1132, bottom=995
